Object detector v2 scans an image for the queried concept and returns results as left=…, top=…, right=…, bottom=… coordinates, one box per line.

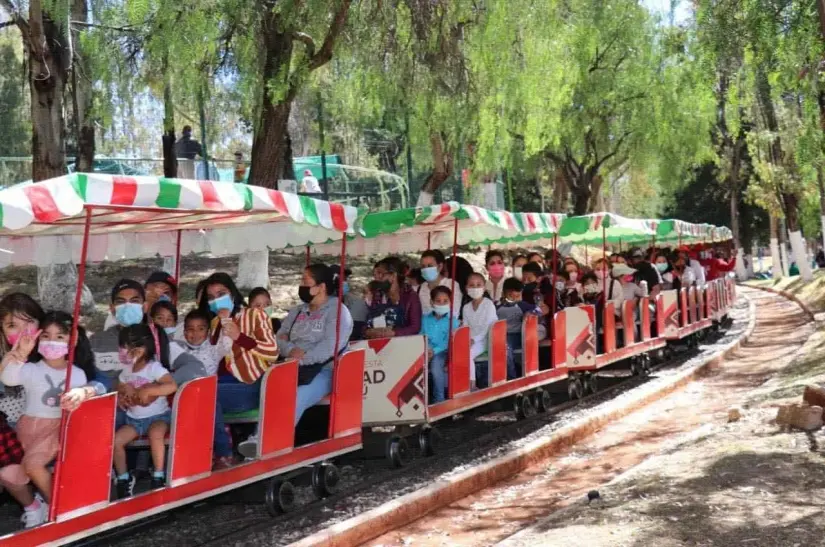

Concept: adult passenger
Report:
left=511, top=254, right=528, bottom=281
left=418, top=250, right=463, bottom=315
left=628, top=248, right=661, bottom=298
left=364, top=258, right=422, bottom=339
left=485, top=250, right=506, bottom=303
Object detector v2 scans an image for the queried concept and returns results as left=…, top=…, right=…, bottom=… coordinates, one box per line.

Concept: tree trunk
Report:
left=236, top=250, right=271, bottom=289
left=37, top=263, right=95, bottom=315
left=71, top=0, right=94, bottom=173
left=161, top=55, right=177, bottom=178
left=417, top=131, right=453, bottom=206
left=728, top=144, right=742, bottom=249
left=769, top=215, right=782, bottom=279
left=818, top=168, right=825, bottom=253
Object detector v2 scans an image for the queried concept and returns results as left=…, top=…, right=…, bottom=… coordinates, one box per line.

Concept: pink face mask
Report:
left=6, top=325, right=37, bottom=347
left=488, top=264, right=505, bottom=278
left=39, top=341, right=68, bottom=360
left=623, top=274, right=635, bottom=283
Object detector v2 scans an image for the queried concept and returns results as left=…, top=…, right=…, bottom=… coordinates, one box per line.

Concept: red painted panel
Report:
left=603, top=303, right=616, bottom=354
left=448, top=326, right=471, bottom=398
left=54, top=393, right=117, bottom=519
left=707, top=282, right=717, bottom=317
left=697, top=288, right=706, bottom=320
left=640, top=297, right=651, bottom=340
left=623, top=300, right=635, bottom=346
left=688, top=288, right=697, bottom=324
left=655, top=294, right=665, bottom=339
left=552, top=311, right=566, bottom=368
left=679, top=289, right=689, bottom=327
left=330, top=349, right=365, bottom=438
left=522, top=314, right=539, bottom=376
left=169, top=376, right=217, bottom=484
left=259, top=360, right=298, bottom=458
left=490, top=320, right=508, bottom=385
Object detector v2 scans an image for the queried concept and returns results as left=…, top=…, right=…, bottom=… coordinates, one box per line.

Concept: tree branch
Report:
left=0, top=20, right=15, bottom=29
left=292, top=31, right=316, bottom=59
left=0, top=0, right=27, bottom=33
left=594, top=131, right=632, bottom=172
left=307, top=0, right=352, bottom=71
left=69, top=20, right=139, bottom=32
left=588, top=33, right=620, bottom=73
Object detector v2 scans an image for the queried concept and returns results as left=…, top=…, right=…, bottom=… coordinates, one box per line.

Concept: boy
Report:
left=420, top=286, right=459, bottom=404
left=496, top=278, right=542, bottom=379
left=179, top=310, right=234, bottom=377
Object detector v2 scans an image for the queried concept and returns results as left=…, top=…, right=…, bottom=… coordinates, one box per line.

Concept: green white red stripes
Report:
left=0, top=174, right=357, bottom=234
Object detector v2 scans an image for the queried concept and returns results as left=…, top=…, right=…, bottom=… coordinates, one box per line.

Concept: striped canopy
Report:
left=0, top=174, right=358, bottom=266
left=558, top=213, right=658, bottom=246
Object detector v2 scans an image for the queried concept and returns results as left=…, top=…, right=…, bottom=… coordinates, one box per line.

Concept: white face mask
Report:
left=467, top=287, right=485, bottom=300
left=513, top=266, right=523, bottom=280
left=568, top=272, right=578, bottom=283
left=555, top=281, right=566, bottom=292
left=584, top=284, right=599, bottom=295
left=594, top=269, right=606, bottom=280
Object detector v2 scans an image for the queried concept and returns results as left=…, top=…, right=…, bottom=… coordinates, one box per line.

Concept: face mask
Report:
left=375, top=280, right=391, bottom=292
left=421, top=266, right=439, bottom=283
left=164, top=326, right=177, bottom=336
left=568, top=272, right=578, bottom=283
left=342, top=282, right=350, bottom=296
left=118, top=347, right=131, bottom=365
left=208, top=294, right=234, bottom=314
left=623, top=274, right=635, bottom=283
left=663, top=273, right=674, bottom=283
left=158, top=294, right=172, bottom=303
left=488, top=264, right=505, bottom=277
left=524, top=282, right=538, bottom=295
left=115, top=303, right=144, bottom=327
left=655, top=262, right=669, bottom=273
left=433, top=304, right=451, bottom=316
left=39, top=340, right=68, bottom=360
left=6, top=325, right=36, bottom=347
left=263, top=306, right=274, bottom=317
left=513, top=266, right=523, bottom=280
left=468, top=287, right=485, bottom=300
left=594, top=269, right=606, bottom=280
left=555, top=281, right=566, bottom=292
left=186, top=340, right=206, bottom=350
left=298, top=285, right=315, bottom=304
left=584, top=284, right=599, bottom=295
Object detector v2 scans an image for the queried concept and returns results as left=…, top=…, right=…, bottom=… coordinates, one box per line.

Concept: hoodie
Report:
left=277, top=297, right=353, bottom=367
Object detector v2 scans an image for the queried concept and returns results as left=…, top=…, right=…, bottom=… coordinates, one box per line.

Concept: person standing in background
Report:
left=300, top=169, right=322, bottom=194
left=233, top=152, right=246, bottom=183
left=174, top=126, right=203, bottom=160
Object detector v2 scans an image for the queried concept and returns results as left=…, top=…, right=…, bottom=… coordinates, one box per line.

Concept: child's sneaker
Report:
left=237, top=434, right=259, bottom=459
left=116, top=474, right=136, bottom=499
left=150, top=475, right=166, bottom=489
left=21, top=500, right=48, bottom=528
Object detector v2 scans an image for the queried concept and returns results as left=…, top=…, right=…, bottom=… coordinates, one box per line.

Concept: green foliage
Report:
left=0, top=32, right=29, bottom=157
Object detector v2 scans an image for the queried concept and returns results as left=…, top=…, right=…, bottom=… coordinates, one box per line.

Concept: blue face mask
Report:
left=164, top=326, right=177, bottom=336
left=115, top=303, right=144, bottom=327
left=342, top=281, right=350, bottom=296
left=158, top=294, right=172, bottom=303
left=433, top=304, right=451, bottom=316
left=421, top=266, right=439, bottom=283
left=209, top=294, right=235, bottom=314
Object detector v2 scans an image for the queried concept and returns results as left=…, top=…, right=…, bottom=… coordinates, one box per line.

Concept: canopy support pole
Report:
left=329, top=235, right=346, bottom=438
left=551, top=233, right=558, bottom=342
left=174, top=230, right=182, bottom=302
left=427, top=232, right=431, bottom=250
left=447, top=218, right=459, bottom=375
left=602, top=225, right=607, bottom=295
left=305, top=245, right=311, bottom=267
left=50, top=206, right=93, bottom=522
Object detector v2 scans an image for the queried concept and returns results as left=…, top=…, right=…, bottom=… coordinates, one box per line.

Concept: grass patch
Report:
left=745, top=269, right=825, bottom=313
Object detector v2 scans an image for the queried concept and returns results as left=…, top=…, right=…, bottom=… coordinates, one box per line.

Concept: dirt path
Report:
left=367, top=290, right=813, bottom=547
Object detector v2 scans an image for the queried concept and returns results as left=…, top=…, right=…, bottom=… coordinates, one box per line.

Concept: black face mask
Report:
left=523, top=282, right=537, bottom=296
left=375, top=280, right=391, bottom=292
left=298, top=285, right=314, bottom=303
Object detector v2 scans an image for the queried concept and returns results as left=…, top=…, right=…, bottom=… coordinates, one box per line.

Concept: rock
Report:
left=776, top=404, right=794, bottom=427
left=727, top=406, right=743, bottom=423
left=803, top=385, right=825, bottom=410
left=792, top=405, right=823, bottom=431
left=37, top=263, right=96, bottom=315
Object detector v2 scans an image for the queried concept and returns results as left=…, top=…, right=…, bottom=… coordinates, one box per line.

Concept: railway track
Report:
left=82, top=298, right=749, bottom=547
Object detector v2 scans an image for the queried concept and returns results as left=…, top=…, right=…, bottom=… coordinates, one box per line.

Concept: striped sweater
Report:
left=210, top=308, right=279, bottom=384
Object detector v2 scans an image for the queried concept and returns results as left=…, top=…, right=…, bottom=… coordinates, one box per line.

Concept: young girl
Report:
left=0, top=310, right=97, bottom=525
left=0, top=293, right=46, bottom=426
left=150, top=300, right=179, bottom=337
left=247, top=287, right=273, bottom=317
left=113, top=324, right=177, bottom=498
left=462, top=273, right=498, bottom=389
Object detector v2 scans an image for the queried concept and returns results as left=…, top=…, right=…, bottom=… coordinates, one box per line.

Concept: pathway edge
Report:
left=290, top=295, right=762, bottom=547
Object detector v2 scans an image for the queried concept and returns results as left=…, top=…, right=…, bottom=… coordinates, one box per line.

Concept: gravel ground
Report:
left=79, top=295, right=751, bottom=547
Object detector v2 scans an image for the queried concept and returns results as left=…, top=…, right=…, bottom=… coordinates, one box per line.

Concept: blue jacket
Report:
left=420, top=311, right=459, bottom=355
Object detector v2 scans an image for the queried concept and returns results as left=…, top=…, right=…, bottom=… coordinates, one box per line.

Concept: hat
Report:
left=111, top=279, right=146, bottom=303
left=612, top=264, right=637, bottom=276
left=304, top=169, right=312, bottom=176
left=145, top=271, right=178, bottom=294
left=629, top=247, right=645, bottom=259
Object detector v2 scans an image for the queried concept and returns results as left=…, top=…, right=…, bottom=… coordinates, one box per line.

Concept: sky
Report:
left=642, top=0, right=692, bottom=25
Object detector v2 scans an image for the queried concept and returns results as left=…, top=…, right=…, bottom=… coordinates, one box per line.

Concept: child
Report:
left=180, top=310, right=233, bottom=377
left=496, top=278, right=542, bottom=379
left=406, top=268, right=424, bottom=294
left=248, top=287, right=273, bottom=317
left=462, top=273, right=498, bottom=389
left=420, top=286, right=459, bottom=404
left=364, top=280, right=391, bottom=331
left=150, top=300, right=179, bottom=337
left=0, top=311, right=97, bottom=524
left=113, top=324, right=177, bottom=498
left=0, top=293, right=45, bottom=426
left=511, top=255, right=527, bottom=281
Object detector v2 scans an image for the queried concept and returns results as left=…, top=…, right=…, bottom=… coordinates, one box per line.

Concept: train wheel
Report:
left=567, top=376, right=584, bottom=400
left=311, top=463, right=340, bottom=499
left=418, top=427, right=437, bottom=457
left=386, top=435, right=410, bottom=468
left=629, top=358, right=640, bottom=376
left=586, top=373, right=598, bottom=395
left=535, top=388, right=552, bottom=413
left=520, top=393, right=537, bottom=418
left=265, top=478, right=295, bottom=516
left=641, top=355, right=652, bottom=376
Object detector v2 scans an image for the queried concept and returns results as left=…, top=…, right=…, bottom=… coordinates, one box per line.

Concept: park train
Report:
left=0, top=174, right=736, bottom=546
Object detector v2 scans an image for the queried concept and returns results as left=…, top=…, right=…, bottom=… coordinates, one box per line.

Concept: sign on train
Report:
left=350, top=336, right=428, bottom=426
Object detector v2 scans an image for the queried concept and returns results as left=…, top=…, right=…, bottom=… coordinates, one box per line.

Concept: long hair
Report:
left=118, top=324, right=158, bottom=364
left=40, top=310, right=96, bottom=380
left=305, top=263, right=339, bottom=297
left=197, top=272, right=246, bottom=318
left=0, top=293, right=46, bottom=360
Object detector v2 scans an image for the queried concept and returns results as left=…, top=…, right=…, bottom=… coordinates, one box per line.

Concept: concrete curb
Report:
left=291, top=295, right=765, bottom=547
left=743, top=283, right=816, bottom=322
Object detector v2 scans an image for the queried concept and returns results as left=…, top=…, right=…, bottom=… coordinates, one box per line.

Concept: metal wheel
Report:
left=519, top=393, right=537, bottom=419
left=567, top=376, right=584, bottom=400
left=535, top=389, right=552, bottom=413
left=264, top=478, right=295, bottom=516
left=587, top=373, right=599, bottom=395
left=311, top=463, right=340, bottom=499
left=641, top=354, right=652, bottom=376
left=629, top=358, right=640, bottom=376
left=514, top=394, right=526, bottom=419
left=418, top=427, right=437, bottom=457
left=386, top=435, right=410, bottom=468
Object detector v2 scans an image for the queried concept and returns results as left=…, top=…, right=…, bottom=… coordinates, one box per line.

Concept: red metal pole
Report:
left=305, top=244, right=311, bottom=267
left=329, top=235, right=347, bottom=438
left=174, top=230, right=182, bottom=305
left=448, top=218, right=459, bottom=341
left=427, top=232, right=432, bottom=250
left=50, top=206, right=93, bottom=521
left=602, top=225, right=607, bottom=295
left=550, top=233, right=558, bottom=342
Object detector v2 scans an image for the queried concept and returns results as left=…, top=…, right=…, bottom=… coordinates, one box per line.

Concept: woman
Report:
left=592, top=257, right=623, bottom=316
left=364, top=258, right=422, bottom=339
left=484, top=250, right=506, bottom=303
left=654, top=253, right=681, bottom=291
left=511, top=254, right=528, bottom=281
left=276, top=264, right=353, bottom=428
left=199, top=272, right=279, bottom=466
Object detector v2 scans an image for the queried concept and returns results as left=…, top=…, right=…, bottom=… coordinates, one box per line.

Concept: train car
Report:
left=0, top=174, right=365, bottom=545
